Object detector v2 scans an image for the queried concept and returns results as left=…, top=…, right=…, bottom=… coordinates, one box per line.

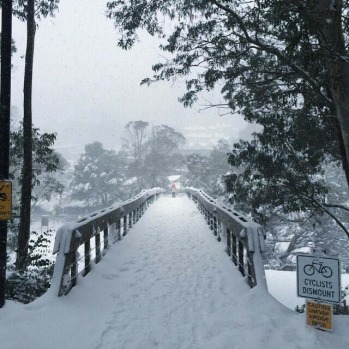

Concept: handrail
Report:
left=49, top=188, right=164, bottom=296
left=184, top=187, right=267, bottom=289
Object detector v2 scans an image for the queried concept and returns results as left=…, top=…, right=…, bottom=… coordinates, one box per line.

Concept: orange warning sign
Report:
left=0, top=181, right=12, bottom=220
left=306, top=300, right=333, bottom=331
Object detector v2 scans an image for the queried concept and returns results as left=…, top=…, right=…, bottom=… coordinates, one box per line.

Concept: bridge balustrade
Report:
left=185, top=188, right=267, bottom=289
left=50, top=188, right=164, bottom=296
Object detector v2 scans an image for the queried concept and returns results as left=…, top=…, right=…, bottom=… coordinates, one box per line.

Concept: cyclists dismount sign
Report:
left=297, top=254, right=341, bottom=304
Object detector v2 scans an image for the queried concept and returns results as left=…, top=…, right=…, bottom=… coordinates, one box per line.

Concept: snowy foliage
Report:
left=184, top=139, right=232, bottom=196
left=10, top=124, right=65, bottom=215
left=6, top=230, right=54, bottom=304
left=70, top=142, right=126, bottom=207
left=122, top=121, right=186, bottom=194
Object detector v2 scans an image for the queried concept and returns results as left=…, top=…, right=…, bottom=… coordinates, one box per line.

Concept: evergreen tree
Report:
left=70, top=142, right=126, bottom=207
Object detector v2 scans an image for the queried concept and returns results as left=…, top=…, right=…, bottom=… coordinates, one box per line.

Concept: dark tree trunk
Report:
left=16, top=0, right=36, bottom=270
left=316, top=0, right=349, bottom=188
left=0, top=0, right=13, bottom=307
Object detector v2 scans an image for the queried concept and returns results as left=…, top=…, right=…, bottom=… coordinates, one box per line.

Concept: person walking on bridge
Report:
left=171, top=183, right=176, bottom=198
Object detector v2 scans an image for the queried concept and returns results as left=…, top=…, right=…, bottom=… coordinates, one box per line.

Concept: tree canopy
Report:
left=107, top=0, right=349, bottom=241
left=70, top=142, right=126, bottom=207
left=106, top=0, right=349, bottom=177
left=122, top=121, right=186, bottom=192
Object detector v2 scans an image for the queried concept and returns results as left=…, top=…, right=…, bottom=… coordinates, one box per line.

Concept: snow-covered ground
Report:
left=1, top=195, right=348, bottom=349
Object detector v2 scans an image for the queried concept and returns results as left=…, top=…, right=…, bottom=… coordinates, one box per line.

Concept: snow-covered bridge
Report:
left=0, top=192, right=348, bottom=348
left=50, top=188, right=266, bottom=297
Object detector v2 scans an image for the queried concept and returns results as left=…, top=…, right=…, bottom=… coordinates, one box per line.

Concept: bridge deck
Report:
left=1, top=195, right=348, bottom=348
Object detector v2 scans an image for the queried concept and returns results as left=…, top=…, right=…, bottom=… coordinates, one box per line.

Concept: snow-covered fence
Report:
left=185, top=188, right=267, bottom=289
left=50, top=188, right=164, bottom=296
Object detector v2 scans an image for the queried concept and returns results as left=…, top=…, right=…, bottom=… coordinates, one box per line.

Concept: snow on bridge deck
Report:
left=1, top=195, right=348, bottom=349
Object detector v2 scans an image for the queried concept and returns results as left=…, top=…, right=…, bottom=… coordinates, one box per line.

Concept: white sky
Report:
left=9, top=0, right=249, bottom=161
left=1, top=195, right=349, bottom=348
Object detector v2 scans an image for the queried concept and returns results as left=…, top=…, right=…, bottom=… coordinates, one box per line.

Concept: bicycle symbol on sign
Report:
left=303, top=259, right=333, bottom=278
left=0, top=186, right=8, bottom=202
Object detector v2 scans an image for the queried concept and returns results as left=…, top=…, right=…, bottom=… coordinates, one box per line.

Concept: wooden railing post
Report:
left=247, top=253, right=256, bottom=287
left=129, top=212, right=133, bottom=229
left=104, top=225, right=109, bottom=250
left=84, top=240, right=91, bottom=276
left=95, top=230, right=101, bottom=263
left=123, top=215, right=127, bottom=236
left=116, top=220, right=121, bottom=241
left=217, top=220, right=222, bottom=242
left=213, top=215, right=217, bottom=236
left=226, top=228, right=231, bottom=256
left=238, top=241, right=245, bottom=276
left=232, top=233, right=238, bottom=266
left=56, top=251, right=78, bottom=295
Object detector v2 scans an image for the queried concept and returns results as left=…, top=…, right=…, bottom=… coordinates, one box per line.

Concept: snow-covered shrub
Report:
left=6, top=230, right=54, bottom=304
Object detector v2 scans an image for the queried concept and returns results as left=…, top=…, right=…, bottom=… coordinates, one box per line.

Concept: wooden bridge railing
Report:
left=49, top=188, right=164, bottom=296
left=184, top=188, right=267, bottom=289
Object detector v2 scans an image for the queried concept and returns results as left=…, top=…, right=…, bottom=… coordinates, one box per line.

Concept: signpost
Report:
left=297, top=253, right=341, bottom=331
left=297, top=254, right=341, bottom=303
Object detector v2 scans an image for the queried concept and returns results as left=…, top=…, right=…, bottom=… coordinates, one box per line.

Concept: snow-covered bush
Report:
left=6, top=230, right=54, bottom=304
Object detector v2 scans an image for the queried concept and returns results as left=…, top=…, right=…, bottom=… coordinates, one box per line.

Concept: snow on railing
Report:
left=49, top=188, right=165, bottom=296
left=184, top=188, right=267, bottom=289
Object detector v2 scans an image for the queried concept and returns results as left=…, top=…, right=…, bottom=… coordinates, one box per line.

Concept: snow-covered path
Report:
left=1, top=195, right=348, bottom=349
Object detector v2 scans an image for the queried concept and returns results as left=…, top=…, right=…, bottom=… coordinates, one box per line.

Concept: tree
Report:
left=8, top=0, right=60, bottom=269
left=225, top=107, right=349, bottom=238
left=70, top=142, right=126, bottom=207
left=122, top=121, right=186, bottom=191
left=0, top=0, right=13, bottom=308
left=106, top=1, right=349, bottom=250
left=208, top=139, right=232, bottom=194
left=144, top=124, right=186, bottom=187
left=122, top=121, right=150, bottom=190
left=9, top=125, right=64, bottom=235
left=185, top=153, right=211, bottom=191
left=184, top=139, right=232, bottom=195
left=261, top=164, right=349, bottom=269
left=106, top=1, right=349, bottom=187
left=17, top=0, right=36, bottom=270
left=0, top=33, right=17, bottom=65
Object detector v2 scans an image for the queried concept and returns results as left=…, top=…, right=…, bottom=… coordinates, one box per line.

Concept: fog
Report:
left=10, top=0, right=249, bottom=161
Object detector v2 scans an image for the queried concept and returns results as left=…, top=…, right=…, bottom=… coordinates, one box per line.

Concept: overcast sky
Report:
left=10, top=0, right=249, bottom=161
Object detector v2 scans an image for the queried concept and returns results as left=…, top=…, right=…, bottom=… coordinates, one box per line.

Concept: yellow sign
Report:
left=306, top=300, right=333, bottom=331
left=0, top=181, right=12, bottom=220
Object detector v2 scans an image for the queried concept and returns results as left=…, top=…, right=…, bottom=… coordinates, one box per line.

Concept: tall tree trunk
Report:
left=16, top=0, right=36, bottom=270
left=0, top=0, right=13, bottom=308
left=316, top=0, right=349, bottom=188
